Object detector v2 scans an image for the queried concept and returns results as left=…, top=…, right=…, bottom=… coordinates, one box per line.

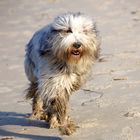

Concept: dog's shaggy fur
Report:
left=24, top=12, right=100, bottom=135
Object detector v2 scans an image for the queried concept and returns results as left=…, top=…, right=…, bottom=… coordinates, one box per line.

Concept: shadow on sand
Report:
left=0, top=112, right=62, bottom=140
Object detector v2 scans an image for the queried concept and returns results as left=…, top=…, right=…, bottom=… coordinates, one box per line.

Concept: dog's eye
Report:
left=66, top=28, right=72, bottom=33
left=83, top=29, right=93, bottom=35
left=51, top=29, right=60, bottom=32
left=83, top=29, right=88, bottom=34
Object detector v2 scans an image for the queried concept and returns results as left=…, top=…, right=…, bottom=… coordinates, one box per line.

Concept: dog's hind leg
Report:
left=32, top=92, right=46, bottom=120
left=24, top=53, right=46, bottom=120
left=26, top=82, right=46, bottom=120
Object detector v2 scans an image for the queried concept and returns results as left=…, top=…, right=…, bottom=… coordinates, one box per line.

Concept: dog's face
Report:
left=49, top=13, right=100, bottom=63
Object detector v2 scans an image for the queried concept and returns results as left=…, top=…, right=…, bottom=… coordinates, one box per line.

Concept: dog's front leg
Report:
left=44, top=95, right=68, bottom=128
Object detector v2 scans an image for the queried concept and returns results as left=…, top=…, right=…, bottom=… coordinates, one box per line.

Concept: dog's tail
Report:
left=25, top=82, right=38, bottom=100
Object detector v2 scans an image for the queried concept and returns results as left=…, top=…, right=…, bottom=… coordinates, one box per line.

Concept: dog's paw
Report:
left=49, top=115, right=59, bottom=128
left=26, top=111, right=48, bottom=120
left=59, top=120, right=77, bottom=135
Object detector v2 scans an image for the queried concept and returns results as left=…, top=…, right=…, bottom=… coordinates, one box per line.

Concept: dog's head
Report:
left=42, top=12, right=100, bottom=64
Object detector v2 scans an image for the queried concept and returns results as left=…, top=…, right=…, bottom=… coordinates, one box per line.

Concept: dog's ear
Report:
left=94, top=45, right=100, bottom=59
left=94, top=37, right=101, bottom=60
left=38, top=49, right=48, bottom=56
left=92, top=22, right=101, bottom=59
left=38, top=30, right=53, bottom=56
left=92, top=22, right=99, bottom=35
left=38, top=48, right=52, bottom=56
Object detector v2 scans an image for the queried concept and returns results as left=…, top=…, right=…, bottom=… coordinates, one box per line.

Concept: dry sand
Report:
left=0, top=0, right=140, bottom=140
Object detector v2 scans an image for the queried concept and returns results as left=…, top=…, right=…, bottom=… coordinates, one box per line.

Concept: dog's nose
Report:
left=73, top=42, right=82, bottom=49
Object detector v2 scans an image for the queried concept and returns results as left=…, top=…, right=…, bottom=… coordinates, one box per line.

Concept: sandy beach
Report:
left=0, top=0, right=140, bottom=139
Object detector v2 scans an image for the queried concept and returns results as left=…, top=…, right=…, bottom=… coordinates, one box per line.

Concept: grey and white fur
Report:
left=24, top=12, right=100, bottom=135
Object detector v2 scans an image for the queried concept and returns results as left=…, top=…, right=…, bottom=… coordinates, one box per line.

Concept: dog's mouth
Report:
left=71, top=50, right=80, bottom=55
left=67, top=47, right=83, bottom=63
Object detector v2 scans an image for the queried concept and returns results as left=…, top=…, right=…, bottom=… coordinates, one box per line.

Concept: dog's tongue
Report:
left=72, top=50, right=80, bottom=55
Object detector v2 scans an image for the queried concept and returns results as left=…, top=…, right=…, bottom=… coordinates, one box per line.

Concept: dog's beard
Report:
left=66, top=46, right=83, bottom=64
left=52, top=44, right=96, bottom=66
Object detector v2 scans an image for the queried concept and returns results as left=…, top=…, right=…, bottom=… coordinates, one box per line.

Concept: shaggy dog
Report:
left=24, top=12, right=100, bottom=135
